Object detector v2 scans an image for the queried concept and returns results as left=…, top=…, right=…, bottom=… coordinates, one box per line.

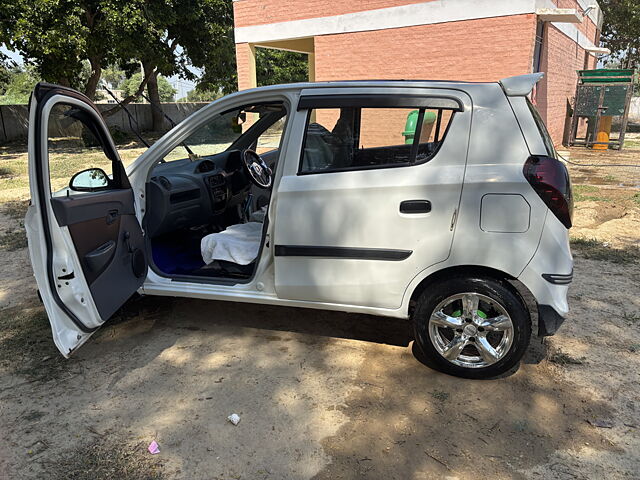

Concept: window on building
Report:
left=299, top=104, right=455, bottom=174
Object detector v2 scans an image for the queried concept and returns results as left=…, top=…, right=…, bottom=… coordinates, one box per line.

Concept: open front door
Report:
left=25, top=83, right=147, bottom=357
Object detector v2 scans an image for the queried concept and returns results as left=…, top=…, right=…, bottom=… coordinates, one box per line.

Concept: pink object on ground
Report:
left=148, top=440, right=160, bottom=454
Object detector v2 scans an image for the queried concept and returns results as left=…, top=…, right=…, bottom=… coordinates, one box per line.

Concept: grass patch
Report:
left=0, top=142, right=146, bottom=204
left=430, top=390, right=450, bottom=402
left=633, top=192, right=640, bottom=206
left=548, top=349, right=585, bottom=365
left=45, top=435, right=165, bottom=480
left=571, top=237, right=640, bottom=264
left=0, top=229, right=27, bottom=251
left=0, top=304, right=67, bottom=379
left=573, top=185, right=610, bottom=202
left=513, top=419, right=529, bottom=432
left=0, top=201, right=29, bottom=251
left=2, top=199, right=29, bottom=220
left=622, top=311, right=639, bottom=326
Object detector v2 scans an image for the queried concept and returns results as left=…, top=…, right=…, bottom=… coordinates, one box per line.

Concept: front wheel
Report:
left=412, top=276, right=531, bottom=379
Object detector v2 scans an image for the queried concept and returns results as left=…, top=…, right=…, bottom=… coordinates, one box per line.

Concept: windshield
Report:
left=163, top=103, right=286, bottom=162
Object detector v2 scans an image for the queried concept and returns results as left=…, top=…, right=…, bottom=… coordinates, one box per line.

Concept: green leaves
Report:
left=120, top=71, right=176, bottom=102
left=255, top=49, right=308, bottom=87
left=0, top=0, right=310, bottom=100
left=600, top=0, right=640, bottom=70
left=0, top=0, right=238, bottom=97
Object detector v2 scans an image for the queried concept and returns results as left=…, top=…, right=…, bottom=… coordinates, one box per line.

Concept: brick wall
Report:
left=314, top=15, right=537, bottom=83
left=233, top=0, right=433, bottom=27
left=234, top=0, right=603, bottom=146
left=537, top=22, right=599, bottom=144
left=236, top=43, right=255, bottom=91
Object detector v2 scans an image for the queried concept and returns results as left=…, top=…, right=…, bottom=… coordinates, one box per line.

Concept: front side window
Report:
left=300, top=104, right=455, bottom=174
left=163, top=103, right=287, bottom=162
left=48, top=103, right=118, bottom=194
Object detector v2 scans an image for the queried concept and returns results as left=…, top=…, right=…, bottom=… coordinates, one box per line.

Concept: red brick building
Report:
left=233, top=0, right=607, bottom=145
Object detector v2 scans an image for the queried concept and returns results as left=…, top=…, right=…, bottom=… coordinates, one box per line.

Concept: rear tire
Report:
left=412, top=276, right=531, bottom=379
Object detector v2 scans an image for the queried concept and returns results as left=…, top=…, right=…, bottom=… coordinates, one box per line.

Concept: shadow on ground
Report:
left=0, top=293, right=625, bottom=479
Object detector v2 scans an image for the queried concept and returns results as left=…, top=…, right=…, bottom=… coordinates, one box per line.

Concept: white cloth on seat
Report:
left=201, top=221, right=263, bottom=266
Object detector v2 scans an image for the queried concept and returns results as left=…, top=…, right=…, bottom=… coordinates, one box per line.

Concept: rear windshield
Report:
left=526, top=98, right=556, bottom=158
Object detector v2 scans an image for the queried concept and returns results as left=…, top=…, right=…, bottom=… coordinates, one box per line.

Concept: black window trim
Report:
left=526, top=98, right=556, bottom=158
left=297, top=94, right=463, bottom=111
left=297, top=103, right=457, bottom=176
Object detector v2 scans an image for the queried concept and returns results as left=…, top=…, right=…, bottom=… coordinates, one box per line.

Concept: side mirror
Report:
left=69, top=168, right=111, bottom=192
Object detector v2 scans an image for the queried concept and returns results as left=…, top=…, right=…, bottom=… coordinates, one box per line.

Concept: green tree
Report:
left=96, top=0, right=235, bottom=128
left=600, top=0, right=640, bottom=70
left=0, top=65, right=40, bottom=104
left=120, top=72, right=176, bottom=103
left=101, top=65, right=126, bottom=88
left=0, top=0, right=122, bottom=98
left=0, top=61, right=11, bottom=94
left=0, top=0, right=236, bottom=124
left=255, top=49, right=309, bottom=87
left=181, top=88, right=221, bottom=102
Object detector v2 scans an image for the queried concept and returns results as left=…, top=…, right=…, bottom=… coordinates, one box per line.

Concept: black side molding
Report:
left=274, top=245, right=412, bottom=261
left=542, top=271, right=573, bottom=285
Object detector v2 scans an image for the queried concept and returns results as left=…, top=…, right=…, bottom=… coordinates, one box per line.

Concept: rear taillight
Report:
left=523, top=155, right=573, bottom=228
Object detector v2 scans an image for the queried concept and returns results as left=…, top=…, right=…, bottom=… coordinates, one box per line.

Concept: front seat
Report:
left=200, top=206, right=267, bottom=268
left=200, top=221, right=263, bottom=266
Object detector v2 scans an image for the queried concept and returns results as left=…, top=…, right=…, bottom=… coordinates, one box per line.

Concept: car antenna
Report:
left=140, top=91, right=197, bottom=159
left=100, top=83, right=151, bottom=148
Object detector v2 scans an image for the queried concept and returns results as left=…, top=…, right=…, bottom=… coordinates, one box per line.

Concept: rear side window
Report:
left=526, top=98, right=556, bottom=158
left=299, top=105, right=455, bottom=174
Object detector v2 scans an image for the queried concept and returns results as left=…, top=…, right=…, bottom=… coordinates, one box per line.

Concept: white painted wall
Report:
left=234, top=0, right=602, bottom=53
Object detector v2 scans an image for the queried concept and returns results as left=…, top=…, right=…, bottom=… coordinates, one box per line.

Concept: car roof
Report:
left=239, top=73, right=543, bottom=98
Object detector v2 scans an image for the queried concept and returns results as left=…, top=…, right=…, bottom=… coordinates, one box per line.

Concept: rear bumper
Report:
left=537, top=304, right=565, bottom=336
left=517, top=212, right=573, bottom=335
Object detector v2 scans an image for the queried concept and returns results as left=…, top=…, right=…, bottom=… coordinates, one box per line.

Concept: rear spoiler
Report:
left=499, top=72, right=544, bottom=97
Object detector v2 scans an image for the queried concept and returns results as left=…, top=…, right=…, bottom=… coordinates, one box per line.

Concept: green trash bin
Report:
left=403, top=110, right=437, bottom=144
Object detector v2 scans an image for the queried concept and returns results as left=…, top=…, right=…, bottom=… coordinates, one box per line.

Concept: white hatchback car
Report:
left=26, top=73, right=573, bottom=379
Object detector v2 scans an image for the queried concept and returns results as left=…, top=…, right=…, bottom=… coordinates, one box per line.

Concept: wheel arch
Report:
left=407, top=265, right=538, bottom=334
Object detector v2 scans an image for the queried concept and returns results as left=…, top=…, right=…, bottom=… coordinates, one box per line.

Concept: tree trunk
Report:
left=84, top=57, right=102, bottom=101
left=144, top=63, right=165, bottom=132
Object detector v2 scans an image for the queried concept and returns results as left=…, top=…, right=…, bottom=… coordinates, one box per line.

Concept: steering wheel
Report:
left=241, top=149, right=272, bottom=189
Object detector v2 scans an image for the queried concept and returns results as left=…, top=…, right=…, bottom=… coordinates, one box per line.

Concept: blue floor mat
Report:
left=152, top=234, right=205, bottom=275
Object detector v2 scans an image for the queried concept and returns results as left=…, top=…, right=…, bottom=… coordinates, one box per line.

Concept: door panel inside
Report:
left=50, top=189, right=146, bottom=320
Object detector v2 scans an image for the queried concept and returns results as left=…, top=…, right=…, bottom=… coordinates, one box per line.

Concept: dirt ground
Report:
left=0, top=142, right=638, bottom=479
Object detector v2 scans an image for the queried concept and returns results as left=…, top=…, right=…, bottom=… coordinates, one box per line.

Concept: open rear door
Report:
left=25, top=83, right=148, bottom=357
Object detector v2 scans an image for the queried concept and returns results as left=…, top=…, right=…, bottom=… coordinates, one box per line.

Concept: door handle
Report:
left=106, top=209, right=119, bottom=225
left=400, top=200, right=431, bottom=214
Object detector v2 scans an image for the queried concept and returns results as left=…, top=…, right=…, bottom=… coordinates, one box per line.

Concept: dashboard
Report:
left=144, top=150, right=250, bottom=237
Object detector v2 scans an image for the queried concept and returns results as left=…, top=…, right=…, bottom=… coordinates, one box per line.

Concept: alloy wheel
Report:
left=428, top=292, right=514, bottom=369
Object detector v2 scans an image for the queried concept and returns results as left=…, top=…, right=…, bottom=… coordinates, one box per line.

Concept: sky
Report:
left=1, top=44, right=198, bottom=99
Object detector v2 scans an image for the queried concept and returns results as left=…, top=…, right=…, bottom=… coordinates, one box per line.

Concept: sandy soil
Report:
left=1, top=255, right=638, bottom=479
left=0, top=146, right=638, bottom=479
